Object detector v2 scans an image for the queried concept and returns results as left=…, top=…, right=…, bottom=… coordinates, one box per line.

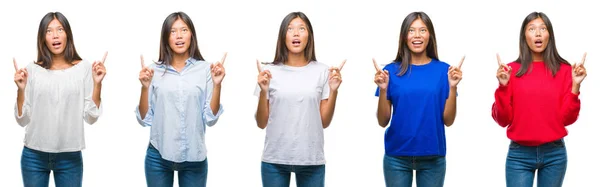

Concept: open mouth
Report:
left=412, top=41, right=423, bottom=47
left=534, top=40, right=543, bottom=47
left=292, top=39, right=301, bottom=46
left=175, top=41, right=185, bottom=47
left=52, top=41, right=62, bottom=48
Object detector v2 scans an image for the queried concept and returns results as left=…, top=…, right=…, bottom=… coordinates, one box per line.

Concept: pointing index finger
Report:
left=457, top=55, right=465, bottom=69
left=496, top=53, right=503, bottom=67
left=101, top=52, right=108, bottom=64
left=220, top=52, right=228, bottom=65
left=372, top=58, right=381, bottom=71
left=13, top=58, right=18, bottom=71
left=256, top=59, right=262, bottom=73
left=580, top=52, right=587, bottom=65
left=140, top=55, right=145, bottom=68
left=338, top=59, right=346, bottom=71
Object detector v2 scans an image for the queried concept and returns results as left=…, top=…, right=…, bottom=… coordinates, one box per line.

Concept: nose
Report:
left=176, top=30, right=182, bottom=39
left=293, top=28, right=299, bottom=37
left=52, top=30, right=59, bottom=39
left=535, top=28, right=541, bottom=37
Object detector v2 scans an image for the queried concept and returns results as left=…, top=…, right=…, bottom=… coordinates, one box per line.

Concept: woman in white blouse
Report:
left=13, top=12, right=106, bottom=187
left=136, top=12, right=225, bottom=187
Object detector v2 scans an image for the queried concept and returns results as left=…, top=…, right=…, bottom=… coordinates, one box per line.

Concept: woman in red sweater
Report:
left=492, top=12, right=587, bottom=187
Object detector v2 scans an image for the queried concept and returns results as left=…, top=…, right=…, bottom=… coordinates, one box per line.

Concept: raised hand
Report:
left=256, top=60, right=271, bottom=91
left=210, top=53, right=227, bottom=85
left=139, top=55, right=154, bottom=89
left=92, top=52, right=108, bottom=84
left=496, top=53, right=512, bottom=86
left=448, top=56, right=465, bottom=87
left=373, top=58, right=389, bottom=90
left=328, top=60, right=346, bottom=91
left=13, top=58, right=28, bottom=90
left=572, top=52, right=587, bottom=85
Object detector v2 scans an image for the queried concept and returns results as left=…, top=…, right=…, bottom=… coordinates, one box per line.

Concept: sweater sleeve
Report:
left=561, top=69, right=580, bottom=126
left=492, top=83, right=513, bottom=128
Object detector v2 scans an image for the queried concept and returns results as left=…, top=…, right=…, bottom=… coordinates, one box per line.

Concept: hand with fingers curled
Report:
left=572, top=52, right=587, bottom=85
left=496, top=53, right=512, bottom=86
left=92, top=52, right=108, bottom=84
left=328, top=60, right=346, bottom=91
left=448, top=56, right=465, bottom=87
left=139, top=55, right=155, bottom=89
left=210, top=53, right=227, bottom=85
left=13, top=58, right=28, bottom=90
left=372, top=58, right=390, bottom=90
left=256, top=60, right=272, bottom=91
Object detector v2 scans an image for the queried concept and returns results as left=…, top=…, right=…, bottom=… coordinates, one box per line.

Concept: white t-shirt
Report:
left=254, top=61, right=330, bottom=165
left=14, top=60, right=102, bottom=153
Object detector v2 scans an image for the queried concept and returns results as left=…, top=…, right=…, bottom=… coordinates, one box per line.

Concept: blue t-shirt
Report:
left=375, top=59, right=450, bottom=156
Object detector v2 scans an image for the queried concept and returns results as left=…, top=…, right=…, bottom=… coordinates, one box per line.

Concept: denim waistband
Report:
left=511, top=139, right=564, bottom=147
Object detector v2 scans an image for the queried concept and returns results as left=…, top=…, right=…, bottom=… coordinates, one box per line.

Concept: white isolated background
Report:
left=0, top=0, right=597, bottom=186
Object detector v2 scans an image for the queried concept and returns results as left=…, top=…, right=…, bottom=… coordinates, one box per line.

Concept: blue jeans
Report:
left=383, top=154, right=446, bottom=187
left=145, top=144, right=208, bottom=187
left=261, top=162, right=325, bottom=187
left=506, top=139, right=567, bottom=187
left=21, top=146, right=83, bottom=187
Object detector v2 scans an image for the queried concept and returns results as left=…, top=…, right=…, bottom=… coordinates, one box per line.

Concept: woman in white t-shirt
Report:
left=13, top=12, right=106, bottom=187
left=254, top=11, right=345, bottom=187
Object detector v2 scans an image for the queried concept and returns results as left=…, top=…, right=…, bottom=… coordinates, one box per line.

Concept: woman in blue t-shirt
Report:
left=373, top=11, right=464, bottom=187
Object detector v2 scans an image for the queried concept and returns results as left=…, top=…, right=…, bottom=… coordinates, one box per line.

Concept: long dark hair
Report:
left=272, top=12, right=316, bottom=64
left=393, top=11, right=438, bottom=76
left=515, top=12, right=568, bottom=77
left=36, top=12, right=81, bottom=69
left=158, top=12, right=204, bottom=67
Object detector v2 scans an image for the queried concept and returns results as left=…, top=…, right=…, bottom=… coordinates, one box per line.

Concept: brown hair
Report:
left=393, top=11, right=438, bottom=76
left=36, top=12, right=81, bottom=69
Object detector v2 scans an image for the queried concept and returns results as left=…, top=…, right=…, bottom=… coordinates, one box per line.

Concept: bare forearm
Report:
left=443, top=87, right=457, bottom=126
left=139, top=87, right=149, bottom=119
left=210, top=84, right=221, bottom=115
left=320, top=90, right=338, bottom=129
left=92, top=83, right=102, bottom=108
left=377, top=89, right=391, bottom=128
left=256, top=90, right=269, bottom=129
left=17, top=89, right=25, bottom=116
left=572, top=83, right=581, bottom=94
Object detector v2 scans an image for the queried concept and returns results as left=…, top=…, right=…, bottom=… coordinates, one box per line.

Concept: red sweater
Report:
left=492, top=61, right=581, bottom=146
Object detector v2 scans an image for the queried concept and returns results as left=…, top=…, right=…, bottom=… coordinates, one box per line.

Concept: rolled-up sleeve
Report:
left=14, top=72, right=32, bottom=127
left=135, top=83, right=155, bottom=127
left=203, top=69, right=223, bottom=127
left=83, top=65, right=102, bottom=124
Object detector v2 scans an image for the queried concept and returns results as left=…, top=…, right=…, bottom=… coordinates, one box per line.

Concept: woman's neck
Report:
left=532, top=52, right=543, bottom=62
left=410, top=52, right=431, bottom=65
left=285, top=52, right=308, bottom=67
left=50, top=55, right=71, bottom=69
left=171, top=53, right=190, bottom=70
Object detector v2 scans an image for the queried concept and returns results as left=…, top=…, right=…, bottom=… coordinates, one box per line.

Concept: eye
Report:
left=58, top=28, right=64, bottom=32
left=420, top=29, right=426, bottom=33
left=287, top=27, right=293, bottom=31
left=46, top=29, right=51, bottom=33
left=540, top=27, right=546, bottom=31
left=300, top=27, right=306, bottom=31
left=409, top=29, right=415, bottom=33
left=171, top=30, right=176, bottom=34
left=528, top=28, right=535, bottom=32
